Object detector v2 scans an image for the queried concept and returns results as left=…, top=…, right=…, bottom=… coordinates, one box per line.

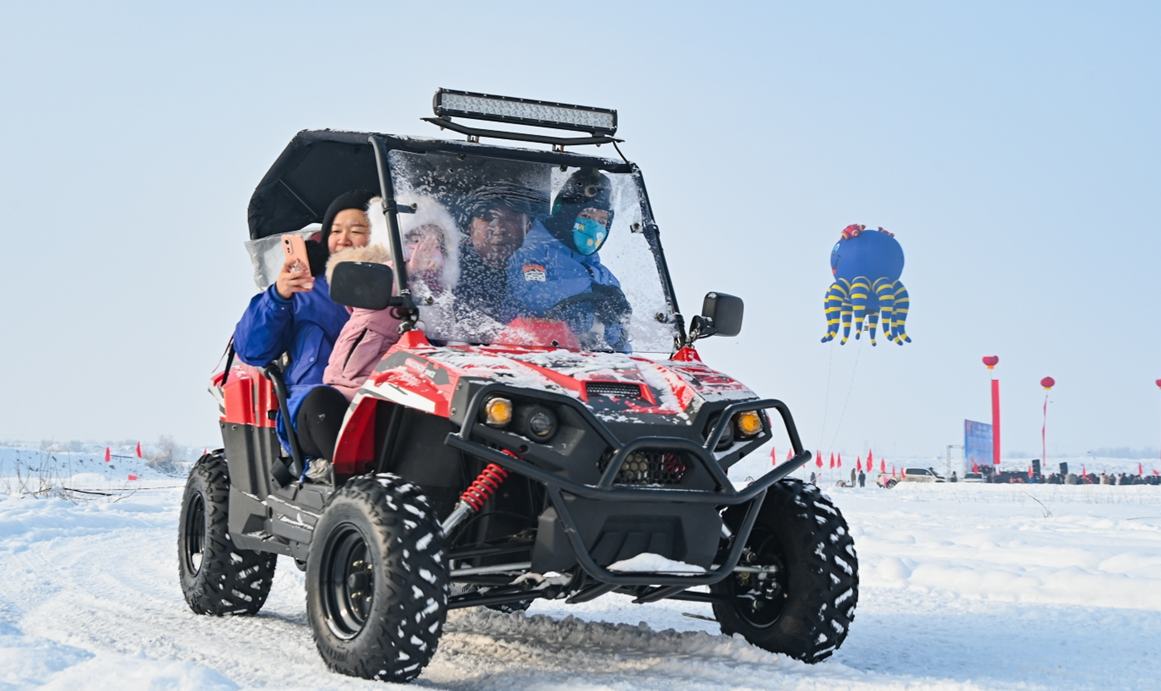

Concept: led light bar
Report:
left=434, top=88, right=617, bottom=135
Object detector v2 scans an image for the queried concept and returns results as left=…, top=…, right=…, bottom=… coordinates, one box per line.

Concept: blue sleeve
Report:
left=233, top=285, right=295, bottom=366
left=584, top=253, right=621, bottom=289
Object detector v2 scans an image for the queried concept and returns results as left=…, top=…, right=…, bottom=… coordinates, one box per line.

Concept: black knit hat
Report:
left=545, top=169, right=614, bottom=242
left=456, top=181, right=549, bottom=231
left=320, top=189, right=377, bottom=249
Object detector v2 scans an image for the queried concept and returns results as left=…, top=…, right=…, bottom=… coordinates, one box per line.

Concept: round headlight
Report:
left=734, top=410, right=763, bottom=438
left=713, top=416, right=735, bottom=450
left=525, top=407, right=557, bottom=442
left=484, top=397, right=513, bottom=427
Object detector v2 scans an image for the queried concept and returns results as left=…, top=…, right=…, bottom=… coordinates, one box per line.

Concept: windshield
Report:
left=387, top=149, right=678, bottom=353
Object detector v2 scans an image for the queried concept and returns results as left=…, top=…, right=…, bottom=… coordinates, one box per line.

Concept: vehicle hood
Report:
left=366, top=344, right=757, bottom=424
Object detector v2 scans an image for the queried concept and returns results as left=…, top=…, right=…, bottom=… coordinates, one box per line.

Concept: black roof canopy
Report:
left=247, top=130, right=380, bottom=240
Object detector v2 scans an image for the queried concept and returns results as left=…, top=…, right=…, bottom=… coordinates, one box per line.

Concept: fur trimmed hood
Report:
left=325, top=243, right=392, bottom=286
left=368, top=195, right=461, bottom=290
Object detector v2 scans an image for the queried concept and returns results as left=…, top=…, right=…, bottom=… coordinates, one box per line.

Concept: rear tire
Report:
left=306, top=474, right=449, bottom=683
left=711, top=478, right=858, bottom=663
left=178, top=452, right=277, bottom=615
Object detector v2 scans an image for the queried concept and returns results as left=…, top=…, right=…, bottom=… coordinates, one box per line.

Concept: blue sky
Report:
left=0, top=2, right=1158, bottom=460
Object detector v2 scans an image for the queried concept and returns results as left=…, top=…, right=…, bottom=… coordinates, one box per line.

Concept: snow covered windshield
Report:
left=388, top=150, right=678, bottom=354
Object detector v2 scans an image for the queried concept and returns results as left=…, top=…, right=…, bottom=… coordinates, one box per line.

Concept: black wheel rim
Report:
left=729, top=531, right=789, bottom=629
left=320, top=522, right=375, bottom=640
left=181, top=491, right=206, bottom=575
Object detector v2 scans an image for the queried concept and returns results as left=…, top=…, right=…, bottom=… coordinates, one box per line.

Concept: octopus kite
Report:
left=821, top=224, right=911, bottom=346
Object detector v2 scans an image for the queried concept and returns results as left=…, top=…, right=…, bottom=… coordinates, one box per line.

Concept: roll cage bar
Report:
left=247, top=130, right=688, bottom=345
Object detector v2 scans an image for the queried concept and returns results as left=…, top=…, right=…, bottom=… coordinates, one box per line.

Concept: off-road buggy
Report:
left=178, top=89, right=859, bottom=683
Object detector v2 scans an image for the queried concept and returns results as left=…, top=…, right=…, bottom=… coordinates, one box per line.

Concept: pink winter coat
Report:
left=323, top=245, right=403, bottom=400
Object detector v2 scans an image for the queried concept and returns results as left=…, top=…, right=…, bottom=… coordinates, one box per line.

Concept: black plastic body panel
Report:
left=220, top=420, right=279, bottom=500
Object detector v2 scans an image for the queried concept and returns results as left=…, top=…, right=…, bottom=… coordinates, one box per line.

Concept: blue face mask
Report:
left=572, top=215, right=608, bottom=256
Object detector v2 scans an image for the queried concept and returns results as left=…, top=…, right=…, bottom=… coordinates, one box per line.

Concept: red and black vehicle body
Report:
left=184, top=91, right=858, bottom=685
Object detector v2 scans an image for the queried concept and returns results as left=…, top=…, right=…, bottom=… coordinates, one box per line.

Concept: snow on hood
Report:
left=422, top=346, right=757, bottom=423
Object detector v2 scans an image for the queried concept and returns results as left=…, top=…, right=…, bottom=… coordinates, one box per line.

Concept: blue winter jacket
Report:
left=233, top=276, right=350, bottom=452
left=504, top=220, right=628, bottom=351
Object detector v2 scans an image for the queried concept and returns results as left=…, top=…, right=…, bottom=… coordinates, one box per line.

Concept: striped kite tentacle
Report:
left=892, top=281, right=911, bottom=344
left=849, top=276, right=871, bottom=340
left=866, top=308, right=880, bottom=346
left=874, top=278, right=896, bottom=339
left=838, top=278, right=854, bottom=344
left=821, top=281, right=848, bottom=343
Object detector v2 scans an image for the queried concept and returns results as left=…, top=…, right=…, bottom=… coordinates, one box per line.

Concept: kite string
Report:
left=817, top=341, right=835, bottom=449
left=828, top=337, right=862, bottom=453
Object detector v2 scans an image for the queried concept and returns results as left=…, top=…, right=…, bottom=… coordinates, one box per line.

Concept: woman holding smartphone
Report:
left=233, top=190, right=375, bottom=475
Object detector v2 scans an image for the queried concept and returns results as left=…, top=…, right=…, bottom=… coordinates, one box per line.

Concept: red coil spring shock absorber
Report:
left=441, top=450, right=517, bottom=534
left=459, top=462, right=510, bottom=511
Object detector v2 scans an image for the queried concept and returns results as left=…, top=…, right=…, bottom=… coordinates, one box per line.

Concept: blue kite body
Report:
left=821, top=226, right=911, bottom=346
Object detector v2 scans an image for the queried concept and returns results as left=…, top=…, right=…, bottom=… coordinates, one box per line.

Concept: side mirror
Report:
left=330, top=262, right=394, bottom=311
left=689, top=291, right=744, bottom=341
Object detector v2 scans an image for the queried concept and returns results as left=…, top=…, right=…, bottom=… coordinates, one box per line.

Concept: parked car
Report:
left=900, top=467, right=946, bottom=483
left=961, top=472, right=985, bottom=483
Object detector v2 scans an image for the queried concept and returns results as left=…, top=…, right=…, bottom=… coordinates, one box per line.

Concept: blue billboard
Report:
left=964, top=419, right=993, bottom=473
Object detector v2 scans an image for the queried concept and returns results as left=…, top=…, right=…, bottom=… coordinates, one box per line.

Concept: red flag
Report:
left=829, top=453, right=835, bottom=469
left=787, top=447, right=794, bottom=461
left=867, top=449, right=874, bottom=466
left=1082, top=463, right=1087, bottom=476
left=838, top=453, right=843, bottom=468
left=971, top=462, right=979, bottom=473
left=816, top=454, right=824, bottom=468
left=1027, top=465, right=1034, bottom=478
left=135, top=441, right=142, bottom=459
left=901, top=466, right=906, bottom=477
left=857, top=458, right=863, bottom=472
left=104, top=447, right=111, bottom=463
left=891, top=466, right=897, bottom=478
left=127, top=473, right=138, bottom=481
left=770, top=447, right=777, bottom=466
left=1139, top=462, right=1144, bottom=477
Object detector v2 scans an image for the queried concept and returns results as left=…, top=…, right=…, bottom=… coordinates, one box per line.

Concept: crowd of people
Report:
left=983, top=469, right=1161, bottom=485
left=803, top=465, right=1161, bottom=488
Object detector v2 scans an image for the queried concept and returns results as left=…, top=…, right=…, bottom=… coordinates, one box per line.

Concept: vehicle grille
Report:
left=586, top=381, right=643, bottom=400
left=599, top=450, right=689, bottom=486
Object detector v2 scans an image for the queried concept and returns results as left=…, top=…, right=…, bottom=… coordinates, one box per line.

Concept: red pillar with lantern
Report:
left=983, top=356, right=1001, bottom=466
left=1040, top=376, right=1055, bottom=474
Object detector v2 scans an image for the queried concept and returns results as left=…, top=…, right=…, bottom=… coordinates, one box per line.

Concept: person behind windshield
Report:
left=233, top=190, right=374, bottom=464
left=503, top=169, right=630, bottom=351
left=452, top=181, right=547, bottom=324
left=398, top=196, right=460, bottom=328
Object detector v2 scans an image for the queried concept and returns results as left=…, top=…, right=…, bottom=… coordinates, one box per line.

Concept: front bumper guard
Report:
left=443, top=383, right=811, bottom=587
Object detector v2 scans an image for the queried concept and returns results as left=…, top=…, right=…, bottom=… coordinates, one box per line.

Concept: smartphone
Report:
left=282, top=234, right=310, bottom=275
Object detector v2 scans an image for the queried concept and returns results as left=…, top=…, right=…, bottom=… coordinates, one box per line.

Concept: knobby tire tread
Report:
left=178, top=453, right=277, bottom=616
left=712, top=478, right=859, bottom=663
left=307, top=473, right=449, bottom=683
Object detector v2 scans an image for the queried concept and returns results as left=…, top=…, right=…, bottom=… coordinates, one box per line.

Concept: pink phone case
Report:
left=282, top=235, right=310, bottom=275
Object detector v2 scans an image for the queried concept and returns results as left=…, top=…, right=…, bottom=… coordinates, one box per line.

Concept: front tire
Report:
left=178, top=452, right=277, bottom=615
left=711, top=478, right=858, bottom=663
left=306, top=474, right=449, bottom=683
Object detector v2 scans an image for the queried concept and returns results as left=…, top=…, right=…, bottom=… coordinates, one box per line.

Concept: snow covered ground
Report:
left=2, top=448, right=1159, bottom=689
